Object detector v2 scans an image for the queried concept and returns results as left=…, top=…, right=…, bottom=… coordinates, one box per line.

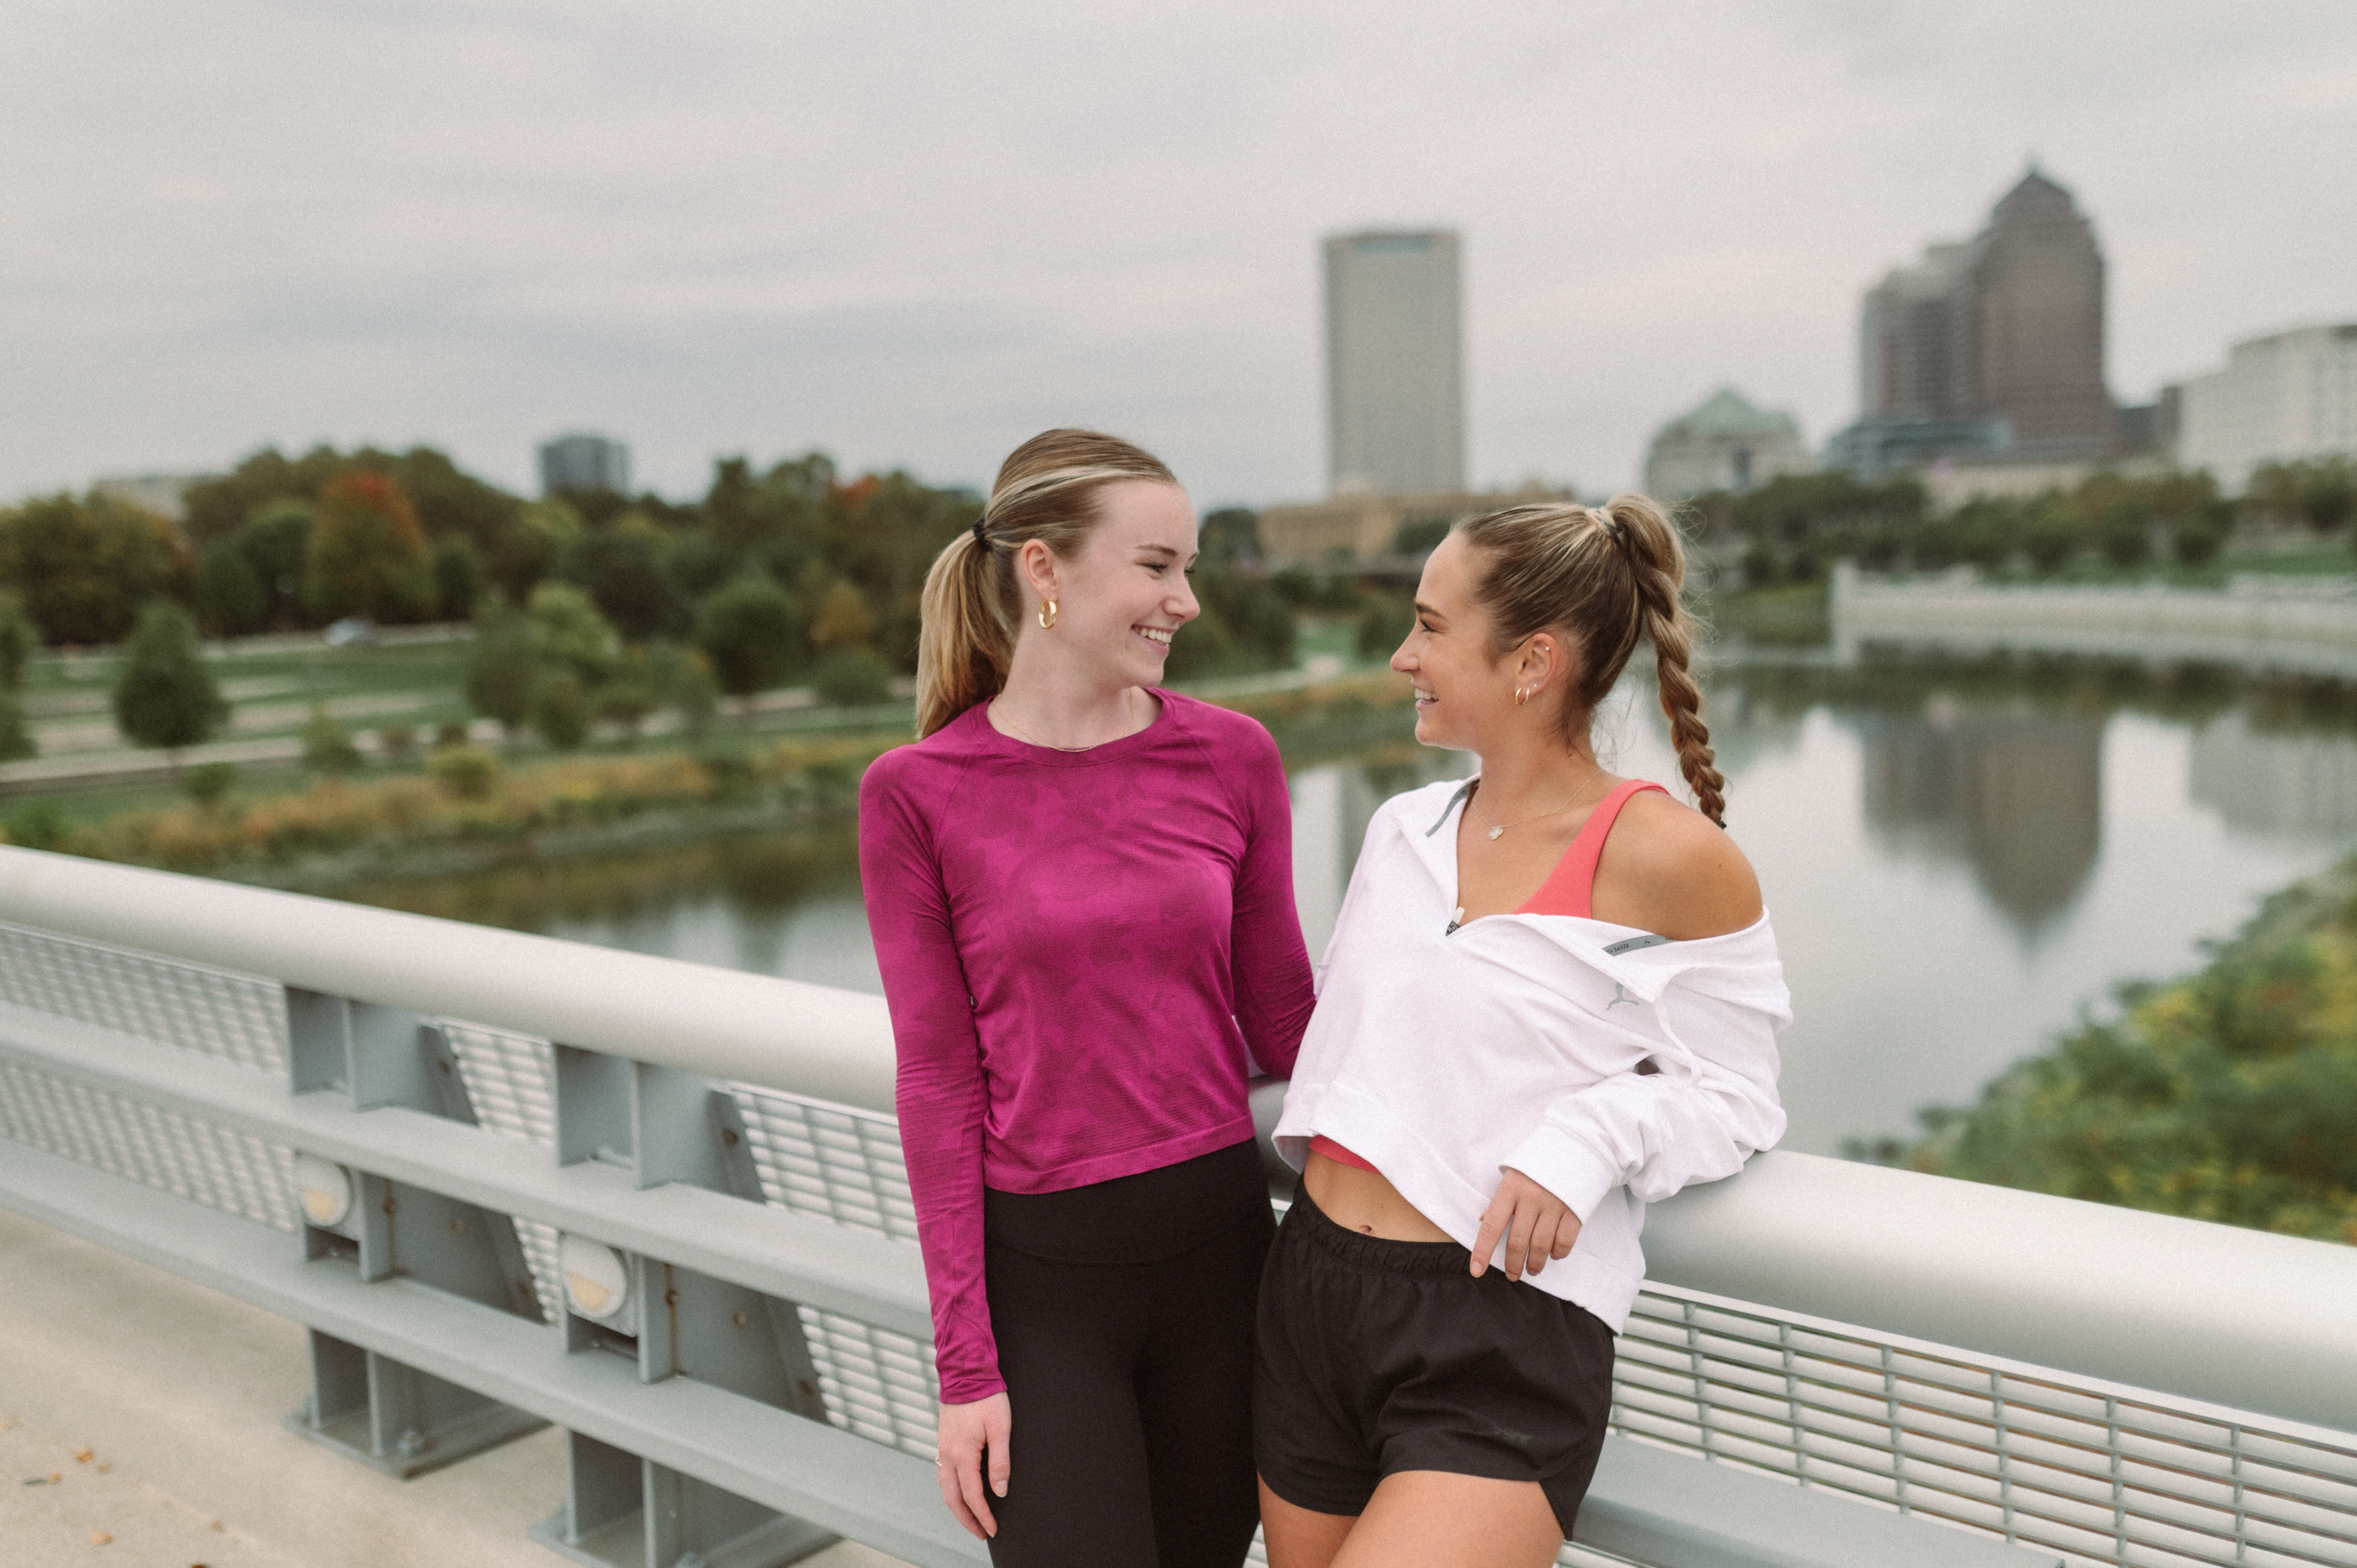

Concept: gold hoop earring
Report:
left=1038, top=599, right=1059, bottom=630
left=1514, top=687, right=1530, bottom=706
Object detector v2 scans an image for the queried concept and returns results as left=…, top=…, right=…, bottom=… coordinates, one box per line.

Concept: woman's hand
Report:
left=934, top=1391, right=1011, bottom=1540
left=1470, top=1167, right=1581, bottom=1281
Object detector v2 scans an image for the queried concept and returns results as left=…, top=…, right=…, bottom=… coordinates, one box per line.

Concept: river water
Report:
left=328, top=650, right=2357, bottom=1156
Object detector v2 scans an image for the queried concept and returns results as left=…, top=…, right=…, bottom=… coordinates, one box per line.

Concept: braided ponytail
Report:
left=1456, top=491, right=1728, bottom=826
left=1603, top=495, right=1726, bottom=826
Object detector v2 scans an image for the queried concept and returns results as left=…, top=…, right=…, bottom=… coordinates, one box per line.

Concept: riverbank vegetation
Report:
left=1864, top=854, right=2357, bottom=1245
left=0, top=671, right=1415, bottom=885
left=0, top=444, right=1307, bottom=768
left=1694, top=457, right=2357, bottom=593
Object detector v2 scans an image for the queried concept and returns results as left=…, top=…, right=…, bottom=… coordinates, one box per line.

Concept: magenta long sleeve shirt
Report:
left=856, top=692, right=1316, bottom=1403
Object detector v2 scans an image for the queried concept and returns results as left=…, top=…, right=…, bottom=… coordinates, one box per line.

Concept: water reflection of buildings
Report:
left=2188, top=711, right=2357, bottom=838
left=1857, top=709, right=2105, bottom=935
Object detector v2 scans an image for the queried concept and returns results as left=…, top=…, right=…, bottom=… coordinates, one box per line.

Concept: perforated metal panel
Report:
left=440, top=1022, right=557, bottom=1147
left=431, top=1021, right=565, bottom=1323
left=1614, top=1285, right=2357, bottom=1568
left=729, top=1084, right=918, bottom=1243
left=0, top=1058, right=295, bottom=1231
left=0, top=918, right=285, bottom=1070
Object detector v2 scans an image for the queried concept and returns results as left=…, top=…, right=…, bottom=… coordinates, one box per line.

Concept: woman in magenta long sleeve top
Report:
left=857, top=428, right=1315, bottom=1566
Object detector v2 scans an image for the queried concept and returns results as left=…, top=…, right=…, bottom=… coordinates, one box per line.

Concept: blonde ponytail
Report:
left=911, top=429, right=1177, bottom=737
left=1457, top=491, right=1728, bottom=826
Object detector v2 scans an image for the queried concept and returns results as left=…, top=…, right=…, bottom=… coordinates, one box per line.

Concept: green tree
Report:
left=2173, top=501, right=2233, bottom=567
left=527, top=581, right=621, bottom=688
left=301, top=704, right=361, bottom=771
left=562, top=516, right=686, bottom=640
left=1356, top=592, right=1415, bottom=660
left=432, top=535, right=489, bottom=621
left=2307, top=468, right=2356, bottom=534
left=0, top=492, right=188, bottom=645
left=664, top=648, right=720, bottom=737
left=809, top=579, right=878, bottom=652
left=530, top=671, right=592, bottom=750
left=0, top=591, right=35, bottom=762
left=695, top=572, right=803, bottom=709
left=181, top=445, right=344, bottom=546
left=486, top=499, right=582, bottom=603
left=1199, top=507, right=1263, bottom=567
left=111, top=602, right=227, bottom=756
left=0, top=589, right=38, bottom=689
left=0, top=695, right=31, bottom=763
left=181, top=760, right=238, bottom=811
left=304, top=469, right=435, bottom=623
left=812, top=647, right=894, bottom=705
left=2097, top=498, right=2153, bottom=569
left=466, top=601, right=537, bottom=739
left=236, top=501, right=315, bottom=628
left=597, top=648, right=657, bottom=742
left=194, top=540, right=270, bottom=637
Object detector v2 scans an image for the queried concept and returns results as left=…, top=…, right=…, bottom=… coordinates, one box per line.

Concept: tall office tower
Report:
left=1324, top=229, right=1464, bottom=496
left=1966, top=171, right=2113, bottom=448
left=538, top=432, right=632, bottom=496
left=1836, top=169, right=2116, bottom=472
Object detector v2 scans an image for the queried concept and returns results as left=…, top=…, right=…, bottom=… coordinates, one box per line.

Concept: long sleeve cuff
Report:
left=1502, top=1124, right=1623, bottom=1225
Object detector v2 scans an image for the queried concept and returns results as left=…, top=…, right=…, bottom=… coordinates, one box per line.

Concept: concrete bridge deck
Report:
left=0, top=1206, right=912, bottom=1568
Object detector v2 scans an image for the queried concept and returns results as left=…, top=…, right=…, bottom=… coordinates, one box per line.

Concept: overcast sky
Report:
left=6, top=2, right=2354, bottom=510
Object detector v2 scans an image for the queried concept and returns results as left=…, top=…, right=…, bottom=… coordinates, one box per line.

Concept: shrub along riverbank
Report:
left=0, top=672, right=1416, bottom=887
left=1870, top=854, right=2357, bottom=1245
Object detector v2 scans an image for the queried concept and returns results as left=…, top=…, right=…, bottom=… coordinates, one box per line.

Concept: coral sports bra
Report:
left=1309, top=779, right=1669, bottom=1177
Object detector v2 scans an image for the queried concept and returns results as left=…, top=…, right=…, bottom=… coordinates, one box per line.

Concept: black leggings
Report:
left=981, top=1137, right=1275, bottom=1568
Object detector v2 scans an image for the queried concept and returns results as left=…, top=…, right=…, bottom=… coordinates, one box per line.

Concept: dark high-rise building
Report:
left=1833, top=168, right=2117, bottom=474
left=538, top=432, right=631, bottom=496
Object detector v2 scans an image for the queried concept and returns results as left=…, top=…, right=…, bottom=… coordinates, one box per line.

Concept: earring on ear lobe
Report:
left=1038, top=599, right=1059, bottom=630
left=1514, top=687, right=1530, bottom=706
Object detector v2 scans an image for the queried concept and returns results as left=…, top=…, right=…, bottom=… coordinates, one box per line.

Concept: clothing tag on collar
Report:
left=1602, top=933, right=1670, bottom=956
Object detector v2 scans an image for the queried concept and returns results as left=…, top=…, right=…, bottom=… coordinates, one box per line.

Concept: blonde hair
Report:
left=1455, top=493, right=1727, bottom=825
left=913, top=429, right=1176, bottom=737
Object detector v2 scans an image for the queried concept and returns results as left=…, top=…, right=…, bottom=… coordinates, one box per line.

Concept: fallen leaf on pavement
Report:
left=90, top=1531, right=112, bottom=1545
left=74, top=1448, right=93, bottom=1463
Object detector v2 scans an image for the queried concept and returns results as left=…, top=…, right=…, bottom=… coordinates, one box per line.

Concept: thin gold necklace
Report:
left=993, top=690, right=1136, bottom=752
left=1469, top=774, right=1601, bottom=842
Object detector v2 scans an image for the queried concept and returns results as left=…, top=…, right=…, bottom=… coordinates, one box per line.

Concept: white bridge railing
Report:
left=1, top=844, right=2352, bottom=1568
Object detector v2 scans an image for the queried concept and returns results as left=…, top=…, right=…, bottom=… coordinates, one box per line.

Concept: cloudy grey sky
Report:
left=6, top=2, right=2354, bottom=509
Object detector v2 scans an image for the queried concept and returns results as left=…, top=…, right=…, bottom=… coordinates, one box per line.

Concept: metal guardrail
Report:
left=1, top=844, right=2352, bottom=1568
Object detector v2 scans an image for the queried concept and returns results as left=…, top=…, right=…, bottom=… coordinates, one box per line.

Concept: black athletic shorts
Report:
left=1252, top=1179, right=1616, bottom=1537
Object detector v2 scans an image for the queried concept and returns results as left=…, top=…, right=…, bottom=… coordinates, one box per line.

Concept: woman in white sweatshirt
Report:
left=1258, top=495, right=1789, bottom=1568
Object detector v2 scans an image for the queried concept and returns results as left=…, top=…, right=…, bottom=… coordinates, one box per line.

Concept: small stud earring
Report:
left=1038, top=599, right=1059, bottom=630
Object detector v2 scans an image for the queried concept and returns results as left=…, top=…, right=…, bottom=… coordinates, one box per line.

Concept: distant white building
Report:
left=1324, top=230, right=1464, bottom=496
left=1642, top=389, right=1812, bottom=500
left=537, top=432, right=632, bottom=496
left=91, top=472, right=204, bottom=524
left=2176, top=323, right=2357, bottom=492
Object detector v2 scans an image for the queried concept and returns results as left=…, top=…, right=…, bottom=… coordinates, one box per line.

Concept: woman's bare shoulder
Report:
left=1595, top=790, right=1764, bottom=941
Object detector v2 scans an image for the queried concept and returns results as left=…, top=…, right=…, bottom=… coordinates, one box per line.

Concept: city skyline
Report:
left=6, top=4, right=2355, bottom=510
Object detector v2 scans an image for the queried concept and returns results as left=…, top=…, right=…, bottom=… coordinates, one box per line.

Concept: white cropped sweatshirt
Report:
left=1273, top=775, right=1791, bottom=1331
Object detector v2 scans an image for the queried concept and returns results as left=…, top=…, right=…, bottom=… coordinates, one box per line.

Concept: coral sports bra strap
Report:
left=1517, top=779, right=1670, bottom=919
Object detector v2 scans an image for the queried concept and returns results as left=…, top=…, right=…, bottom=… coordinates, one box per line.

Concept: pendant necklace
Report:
left=1470, top=777, right=1592, bottom=841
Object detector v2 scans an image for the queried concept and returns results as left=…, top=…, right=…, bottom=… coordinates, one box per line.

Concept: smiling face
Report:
left=1391, top=530, right=1562, bottom=753
left=1022, top=479, right=1200, bottom=691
